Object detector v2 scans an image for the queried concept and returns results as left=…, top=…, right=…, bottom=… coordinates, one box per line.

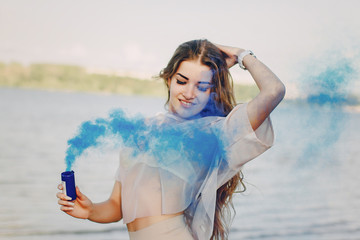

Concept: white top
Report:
left=115, top=103, right=274, bottom=240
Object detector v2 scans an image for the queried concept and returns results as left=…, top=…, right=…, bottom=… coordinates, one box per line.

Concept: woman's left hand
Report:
left=214, top=44, right=245, bottom=68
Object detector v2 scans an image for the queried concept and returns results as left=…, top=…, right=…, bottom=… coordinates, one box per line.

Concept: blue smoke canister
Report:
left=61, top=171, right=77, bottom=201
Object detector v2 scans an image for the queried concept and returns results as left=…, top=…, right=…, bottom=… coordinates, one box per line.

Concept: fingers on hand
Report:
left=57, top=183, right=75, bottom=212
left=60, top=205, right=74, bottom=212
left=75, top=186, right=82, bottom=198
left=58, top=199, right=75, bottom=211
left=56, top=192, right=72, bottom=201
left=58, top=199, right=75, bottom=207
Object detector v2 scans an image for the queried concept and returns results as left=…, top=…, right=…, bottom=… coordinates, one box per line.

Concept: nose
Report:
left=182, top=84, right=196, bottom=99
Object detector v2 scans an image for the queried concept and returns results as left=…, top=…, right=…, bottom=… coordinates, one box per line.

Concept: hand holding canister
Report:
left=57, top=178, right=94, bottom=219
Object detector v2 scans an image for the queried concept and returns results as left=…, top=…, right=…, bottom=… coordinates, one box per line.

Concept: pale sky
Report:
left=1, top=0, right=360, bottom=98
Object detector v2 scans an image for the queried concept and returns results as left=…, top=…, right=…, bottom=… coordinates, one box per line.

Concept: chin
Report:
left=177, top=110, right=201, bottom=119
left=170, top=103, right=204, bottom=119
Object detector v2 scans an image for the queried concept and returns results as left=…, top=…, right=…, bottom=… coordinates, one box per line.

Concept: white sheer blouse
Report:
left=115, top=103, right=274, bottom=239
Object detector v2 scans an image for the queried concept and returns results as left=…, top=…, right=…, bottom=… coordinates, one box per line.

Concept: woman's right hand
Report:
left=214, top=44, right=244, bottom=68
left=56, top=184, right=93, bottom=219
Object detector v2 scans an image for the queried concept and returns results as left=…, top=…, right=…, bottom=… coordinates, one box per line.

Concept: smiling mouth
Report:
left=179, top=99, right=194, bottom=108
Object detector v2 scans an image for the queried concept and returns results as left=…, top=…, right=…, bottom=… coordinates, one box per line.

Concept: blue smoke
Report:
left=65, top=120, right=107, bottom=171
left=200, top=92, right=226, bottom=117
left=304, top=58, right=356, bottom=106
left=65, top=108, right=223, bottom=172
left=65, top=110, right=146, bottom=171
left=295, top=55, right=357, bottom=167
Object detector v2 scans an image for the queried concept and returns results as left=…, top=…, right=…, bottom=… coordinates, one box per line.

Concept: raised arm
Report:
left=57, top=181, right=122, bottom=223
left=216, top=44, right=286, bottom=130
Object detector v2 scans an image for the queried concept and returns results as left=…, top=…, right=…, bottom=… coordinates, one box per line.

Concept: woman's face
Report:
left=167, top=60, right=213, bottom=119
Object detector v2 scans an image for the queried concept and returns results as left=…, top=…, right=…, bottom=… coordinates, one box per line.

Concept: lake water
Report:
left=0, top=87, right=359, bottom=240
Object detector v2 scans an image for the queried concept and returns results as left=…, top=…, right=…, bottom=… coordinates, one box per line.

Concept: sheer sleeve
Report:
left=214, top=102, right=274, bottom=187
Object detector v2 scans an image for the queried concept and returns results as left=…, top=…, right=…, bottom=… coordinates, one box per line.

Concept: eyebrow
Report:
left=176, top=73, right=189, bottom=80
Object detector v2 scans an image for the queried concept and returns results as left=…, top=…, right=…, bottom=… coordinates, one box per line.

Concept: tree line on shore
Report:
left=0, top=62, right=259, bottom=102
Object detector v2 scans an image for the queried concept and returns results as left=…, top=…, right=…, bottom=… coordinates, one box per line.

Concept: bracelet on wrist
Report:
left=237, top=50, right=256, bottom=70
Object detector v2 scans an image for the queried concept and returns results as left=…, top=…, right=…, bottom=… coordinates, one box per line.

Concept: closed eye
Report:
left=197, top=83, right=213, bottom=92
left=176, top=79, right=187, bottom=85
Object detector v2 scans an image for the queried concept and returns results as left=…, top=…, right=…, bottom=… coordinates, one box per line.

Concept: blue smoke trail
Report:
left=65, top=120, right=107, bottom=171
left=64, top=102, right=224, bottom=172
left=305, top=59, right=356, bottom=106
left=296, top=56, right=357, bottom=167
left=65, top=110, right=145, bottom=171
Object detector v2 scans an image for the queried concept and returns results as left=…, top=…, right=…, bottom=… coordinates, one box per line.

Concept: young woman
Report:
left=57, top=39, right=285, bottom=240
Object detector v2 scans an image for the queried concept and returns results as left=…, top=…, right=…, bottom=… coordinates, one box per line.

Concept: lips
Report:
left=179, top=99, right=194, bottom=108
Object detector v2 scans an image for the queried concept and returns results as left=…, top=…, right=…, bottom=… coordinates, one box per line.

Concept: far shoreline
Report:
left=2, top=86, right=359, bottom=114
left=0, top=62, right=259, bottom=103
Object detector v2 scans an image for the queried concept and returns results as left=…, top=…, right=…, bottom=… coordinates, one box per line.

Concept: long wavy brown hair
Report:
left=159, top=39, right=246, bottom=239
